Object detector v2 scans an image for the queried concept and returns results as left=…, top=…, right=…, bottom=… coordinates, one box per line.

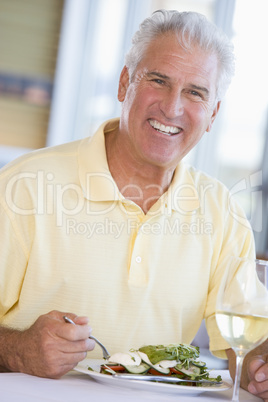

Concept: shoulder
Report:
left=180, top=163, right=231, bottom=203
left=187, top=164, right=229, bottom=191
left=182, top=163, right=251, bottom=226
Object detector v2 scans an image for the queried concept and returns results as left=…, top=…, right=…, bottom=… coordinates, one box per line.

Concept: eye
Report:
left=151, top=78, right=165, bottom=85
left=190, top=90, right=202, bottom=97
left=185, top=89, right=206, bottom=102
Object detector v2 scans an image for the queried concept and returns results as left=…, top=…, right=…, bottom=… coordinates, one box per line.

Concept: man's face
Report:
left=118, top=32, right=221, bottom=171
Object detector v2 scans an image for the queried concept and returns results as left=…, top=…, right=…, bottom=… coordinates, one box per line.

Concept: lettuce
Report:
left=138, top=343, right=199, bottom=365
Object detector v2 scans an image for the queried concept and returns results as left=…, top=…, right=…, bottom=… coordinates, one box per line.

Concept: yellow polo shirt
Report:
left=0, top=118, right=255, bottom=359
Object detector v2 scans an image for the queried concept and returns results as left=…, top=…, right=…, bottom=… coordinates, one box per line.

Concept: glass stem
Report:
left=232, top=354, right=244, bottom=401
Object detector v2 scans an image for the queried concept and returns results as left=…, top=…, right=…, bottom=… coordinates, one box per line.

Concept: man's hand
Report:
left=247, top=354, right=268, bottom=401
left=227, top=339, right=268, bottom=401
left=0, top=310, right=95, bottom=378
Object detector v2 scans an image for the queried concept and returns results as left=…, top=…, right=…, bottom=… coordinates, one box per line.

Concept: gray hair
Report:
left=125, top=9, right=235, bottom=100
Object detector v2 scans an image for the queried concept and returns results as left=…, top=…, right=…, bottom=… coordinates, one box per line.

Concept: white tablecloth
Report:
left=0, top=370, right=262, bottom=402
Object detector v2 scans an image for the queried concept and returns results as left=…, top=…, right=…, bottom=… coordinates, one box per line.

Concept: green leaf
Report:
left=138, top=344, right=199, bottom=365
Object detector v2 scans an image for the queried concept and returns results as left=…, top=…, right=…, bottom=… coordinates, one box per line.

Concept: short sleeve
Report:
left=0, top=200, right=28, bottom=320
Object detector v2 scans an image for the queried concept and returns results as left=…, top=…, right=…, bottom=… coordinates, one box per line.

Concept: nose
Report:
left=160, top=89, right=184, bottom=119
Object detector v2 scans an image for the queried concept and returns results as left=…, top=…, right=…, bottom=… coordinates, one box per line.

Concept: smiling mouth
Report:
left=149, top=119, right=182, bottom=136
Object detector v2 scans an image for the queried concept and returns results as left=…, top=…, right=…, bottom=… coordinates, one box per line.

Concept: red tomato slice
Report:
left=101, top=364, right=126, bottom=372
left=148, top=368, right=170, bottom=376
left=170, top=367, right=184, bottom=375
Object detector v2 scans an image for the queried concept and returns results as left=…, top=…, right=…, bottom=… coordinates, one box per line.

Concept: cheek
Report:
left=188, top=103, right=213, bottom=126
left=121, top=89, right=138, bottom=122
left=134, top=82, right=160, bottom=104
left=126, top=90, right=155, bottom=121
left=124, top=85, right=147, bottom=110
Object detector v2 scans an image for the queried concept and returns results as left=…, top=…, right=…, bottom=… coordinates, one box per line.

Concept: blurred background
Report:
left=0, top=0, right=267, bottom=258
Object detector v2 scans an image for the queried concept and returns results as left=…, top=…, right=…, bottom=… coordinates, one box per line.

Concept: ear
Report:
left=118, top=66, right=130, bottom=102
left=206, top=101, right=221, bottom=132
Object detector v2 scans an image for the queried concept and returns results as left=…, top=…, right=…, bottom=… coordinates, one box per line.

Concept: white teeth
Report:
left=149, top=119, right=181, bottom=135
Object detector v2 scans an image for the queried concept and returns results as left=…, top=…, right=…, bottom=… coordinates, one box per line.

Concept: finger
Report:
left=62, top=323, right=92, bottom=341
left=58, top=318, right=92, bottom=341
left=46, top=311, right=92, bottom=341
left=35, top=335, right=94, bottom=377
left=255, top=363, right=268, bottom=383
left=61, top=312, right=91, bottom=329
left=248, top=359, right=268, bottom=399
left=40, top=350, right=89, bottom=379
left=58, top=337, right=95, bottom=354
left=61, top=348, right=91, bottom=367
left=248, top=381, right=268, bottom=401
left=48, top=310, right=89, bottom=326
left=248, top=356, right=266, bottom=381
left=47, top=310, right=77, bottom=322
left=73, top=316, right=90, bottom=326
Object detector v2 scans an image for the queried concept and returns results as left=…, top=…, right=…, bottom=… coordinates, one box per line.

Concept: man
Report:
left=0, top=9, right=267, bottom=400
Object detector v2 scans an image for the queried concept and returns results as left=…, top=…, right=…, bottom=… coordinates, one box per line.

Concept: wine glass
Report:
left=216, top=257, right=268, bottom=401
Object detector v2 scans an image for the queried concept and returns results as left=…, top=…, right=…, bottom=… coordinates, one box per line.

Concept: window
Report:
left=215, top=0, right=268, bottom=255
left=0, top=0, right=63, bottom=166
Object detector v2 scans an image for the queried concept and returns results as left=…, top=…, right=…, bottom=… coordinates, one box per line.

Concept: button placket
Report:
left=128, top=220, right=147, bottom=286
left=128, top=213, right=161, bottom=286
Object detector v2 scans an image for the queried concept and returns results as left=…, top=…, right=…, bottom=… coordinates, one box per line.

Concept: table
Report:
left=0, top=370, right=261, bottom=402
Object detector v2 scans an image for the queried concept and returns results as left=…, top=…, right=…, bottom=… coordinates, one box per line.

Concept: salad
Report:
left=98, top=343, right=222, bottom=385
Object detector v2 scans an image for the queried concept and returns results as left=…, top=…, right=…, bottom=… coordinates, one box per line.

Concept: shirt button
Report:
left=135, top=256, right=142, bottom=263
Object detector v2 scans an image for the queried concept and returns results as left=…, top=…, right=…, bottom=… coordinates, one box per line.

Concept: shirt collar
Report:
left=164, top=163, right=200, bottom=213
left=78, top=118, right=200, bottom=212
left=78, top=118, right=122, bottom=201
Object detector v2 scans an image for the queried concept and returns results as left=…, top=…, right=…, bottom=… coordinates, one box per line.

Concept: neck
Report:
left=105, top=126, right=175, bottom=213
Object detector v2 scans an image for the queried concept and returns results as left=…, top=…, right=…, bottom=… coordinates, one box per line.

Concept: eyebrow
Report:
left=146, top=71, right=170, bottom=80
left=189, top=84, right=209, bottom=96
left=146, top=71, right=210, bottom=96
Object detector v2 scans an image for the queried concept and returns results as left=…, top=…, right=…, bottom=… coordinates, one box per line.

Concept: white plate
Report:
left=74, top=359, right=232, bottom=396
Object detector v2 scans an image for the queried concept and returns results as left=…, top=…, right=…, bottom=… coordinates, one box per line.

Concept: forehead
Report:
left=137, top=32, right=219, bottom=89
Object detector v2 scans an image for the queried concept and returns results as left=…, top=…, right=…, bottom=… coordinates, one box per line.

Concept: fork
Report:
left=63, top=315, right=110, bottom=359
left=112, top=373, right=222, bottom=385
left=103, top=365, right=222, bottom=385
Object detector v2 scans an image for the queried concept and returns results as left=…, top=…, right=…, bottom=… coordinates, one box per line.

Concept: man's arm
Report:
left=0, top=310, right=95, bottom=378
left=227, top=338, right=268, bottom=401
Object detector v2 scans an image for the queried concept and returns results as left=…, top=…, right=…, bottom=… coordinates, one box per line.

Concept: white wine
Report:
left=216, top=310, right=268, bottom=353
